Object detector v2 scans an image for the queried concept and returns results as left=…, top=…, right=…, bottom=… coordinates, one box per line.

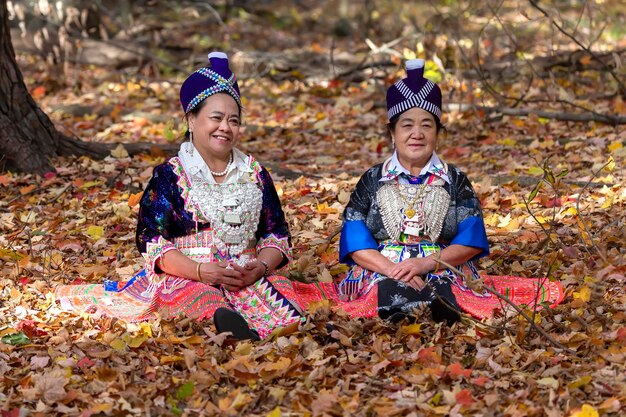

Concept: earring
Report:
left=187, top=131, right=194, bottom=155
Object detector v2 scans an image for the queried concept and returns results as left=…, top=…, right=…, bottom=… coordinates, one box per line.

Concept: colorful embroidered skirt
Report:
left=56, top=271, right=303, bottom=339
left=55, top=231, right=303, bottom=339
left=56, top=234, right=564, bottom=334
left=290, top=241, right=564, bottom=320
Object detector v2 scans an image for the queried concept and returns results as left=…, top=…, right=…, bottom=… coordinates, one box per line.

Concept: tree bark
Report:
left=0, top=0, right=115, bottom=174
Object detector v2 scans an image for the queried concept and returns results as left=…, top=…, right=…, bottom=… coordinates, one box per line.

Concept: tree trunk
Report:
left=0, top=0, right=114, bottom=174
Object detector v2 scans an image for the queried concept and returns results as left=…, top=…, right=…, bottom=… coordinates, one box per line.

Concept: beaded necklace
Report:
left=209, top=152, right=233, bottom=177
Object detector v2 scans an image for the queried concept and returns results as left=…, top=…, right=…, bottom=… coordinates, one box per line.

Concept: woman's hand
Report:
left=198, top=262, right=244, bottom=292
left=388, top=258, right=431, bottom=291
left=231, top=260, right=265, bottom=289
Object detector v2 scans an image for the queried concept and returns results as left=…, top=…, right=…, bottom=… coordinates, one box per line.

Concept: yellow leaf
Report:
left=483, top=213, right=498, bottom=227
left=110, top=338, right=126, bottom=351
left=527, top=166, right=545, bottom=176
left=0, top=248, right=25, bottom=261
left=111, top=144, right=129, bottom=158
left=601, top=196, right=614, bottom=209
left=402, top=48, right=417, bottom=60
left=316, top=202, right=339, bottom=214
left=569, top=404, right=599, bottom=417
left=139, top=322, right=152, bottom=338
left=80, top=181, right=103, bottom=189
left=563, top=207, right=578, bottom=216
left=401, top=323, right=422, bottom=336
left=127, top=335, right=149, bottom=348
left=605, top=155, right=615, bottom=172
left=498, top=137, right=517, bottom=147
left=267, top=406, right=282, bottom=417
left=568, top=375, right=592, bottom=390
left=573, top=286, right=591, bottom=303
left=497, top=213, right=511, bottom=228
left=608, top=141, right=623, bottom=153
left=160, top=355, right=184, bottom=364
left=504, top=216, right=520, bottom=231
left=86, top=225, right=104, bottom=240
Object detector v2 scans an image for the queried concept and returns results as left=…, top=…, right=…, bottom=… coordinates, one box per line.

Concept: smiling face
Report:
left=187, top=93, right=241, bottom=161
left=390, top=107, right=438, bottom=172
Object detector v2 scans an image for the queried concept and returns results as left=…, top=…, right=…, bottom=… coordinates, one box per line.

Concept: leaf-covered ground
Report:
left=1, top=2, right=625, bottom=416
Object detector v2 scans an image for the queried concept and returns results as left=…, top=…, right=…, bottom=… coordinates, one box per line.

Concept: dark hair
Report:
left=183, top=93, right=243, bottom=139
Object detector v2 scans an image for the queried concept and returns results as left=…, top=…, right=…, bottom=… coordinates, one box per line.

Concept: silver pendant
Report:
left=222, top=197, right=239, bottom=207
left=224, top=234, right=241, bottom=244
left=223, top=212, right=242, bottom=225
left=404, top=224, right=422, bottom=236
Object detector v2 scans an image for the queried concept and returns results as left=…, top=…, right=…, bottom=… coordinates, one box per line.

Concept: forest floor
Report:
left=1, top=1, right=625, bottom=416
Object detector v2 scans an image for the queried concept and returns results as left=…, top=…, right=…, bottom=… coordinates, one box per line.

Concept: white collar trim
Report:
left=380, top=151, right=450, bottom=183
left=178, top=142, right=253, bottom=185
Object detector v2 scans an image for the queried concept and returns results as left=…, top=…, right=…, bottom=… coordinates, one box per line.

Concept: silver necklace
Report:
left=377, top=180, right=451, bottom=242
left=188, top=180, right=263, bottom=256
left=209, top=153, right=233, bottom=177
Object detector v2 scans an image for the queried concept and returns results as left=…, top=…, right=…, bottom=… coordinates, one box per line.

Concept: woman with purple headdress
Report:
left=56, top=52, right=303, bottom=340
left=293, top=59, right=564, bottom=323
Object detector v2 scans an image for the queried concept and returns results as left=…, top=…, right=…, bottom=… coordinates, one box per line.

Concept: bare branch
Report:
left=446, top=103, right=626, bottom=125
left=436, top=258, right=574, bottom=354
left=575, top=161, right=611, bottom=264
left=528, top=0, right=626, bottom=97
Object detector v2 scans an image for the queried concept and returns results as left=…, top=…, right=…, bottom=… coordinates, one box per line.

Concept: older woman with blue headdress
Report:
left=295, top=59, right=564, bottom=323
left=56, top=52, right=303, bottom=340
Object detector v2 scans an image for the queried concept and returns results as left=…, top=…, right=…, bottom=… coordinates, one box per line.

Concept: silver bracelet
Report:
left=259, top=260, right=270, bottom=278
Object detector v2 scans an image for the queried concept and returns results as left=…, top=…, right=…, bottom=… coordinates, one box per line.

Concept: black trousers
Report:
left=377, top=278, right=461, bottom=324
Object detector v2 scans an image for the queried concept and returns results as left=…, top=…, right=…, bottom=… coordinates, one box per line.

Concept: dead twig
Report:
left=46, top=184, right=72, bottom=204
left=575, top=161, right=611, bottom=264
left=325, top=226, right=342, bottom=243
left=446, top=103, right=626, bottom=125
left=422, top=281, right=509, bottom=332
left=528, top=0, right=626, bottom=97
left=435, top=258, right=574, bottom=354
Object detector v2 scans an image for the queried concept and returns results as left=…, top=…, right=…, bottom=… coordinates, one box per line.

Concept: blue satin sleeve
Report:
left=339, top=220, right=378, bottom=265
left=450, top=216, right=489, bottom=259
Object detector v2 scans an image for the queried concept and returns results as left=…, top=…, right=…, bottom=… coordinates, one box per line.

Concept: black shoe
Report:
left=214, top=308, right=260, bottom=341
left=430, top=298, right=461, bottom=325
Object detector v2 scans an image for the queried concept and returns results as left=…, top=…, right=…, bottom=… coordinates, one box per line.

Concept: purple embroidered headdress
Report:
left=179, top=51, right=241, bottom=114
left=386, top=59, right=442, bottom=123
